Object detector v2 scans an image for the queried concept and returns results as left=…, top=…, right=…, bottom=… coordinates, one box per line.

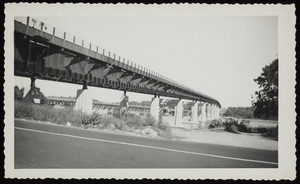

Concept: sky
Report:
left=15, top=16, right=278, bottom=108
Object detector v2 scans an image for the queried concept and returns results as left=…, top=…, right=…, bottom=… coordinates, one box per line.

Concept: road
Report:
left=15, top=119, right=278, bottom=168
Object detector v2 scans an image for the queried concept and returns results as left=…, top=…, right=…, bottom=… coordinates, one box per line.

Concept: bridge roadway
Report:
left=14, top=17, right=221, bottom=124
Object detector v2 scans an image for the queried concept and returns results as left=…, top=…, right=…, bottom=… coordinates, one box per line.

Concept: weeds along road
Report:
left=15, top=119, right=278, bottom=168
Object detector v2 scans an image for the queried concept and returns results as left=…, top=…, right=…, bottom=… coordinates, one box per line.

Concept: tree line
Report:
left=224, top=59, right=278, bottom=120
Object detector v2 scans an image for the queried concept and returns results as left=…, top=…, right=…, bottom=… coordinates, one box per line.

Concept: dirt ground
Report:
left=162, top=115, right=278, bottom=151
left=170, top=127, right=278, bottom=151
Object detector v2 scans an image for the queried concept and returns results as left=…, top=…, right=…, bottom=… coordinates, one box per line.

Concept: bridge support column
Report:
left=150, top=96, right=160, bottom=122
left=199, top=102, right=207, bottom=128
left=200, top=102, right=206, bottom=122
left=206, top=103, right=211, bottom=121
left=174, top=99, right=183, bottom=127
left=197, top=102, right=202, bottom=121
left=74, top=87, right=93, bottom=114
left=210, top=104, right=215, bottom=120
left=210, top=104, right=213, bottom=120
left=213, top=105, right=217, bottom=119
left=214, top=105, right=218, bottom=119
left=23, top=77, right=46, bottom=104
left=216, top=106, right=220, bottom=119
left=119, top=94, right=129, bottom=116
left=214, top=105, right=217, bottom=119
left=191, top=101, right=199, bottom=123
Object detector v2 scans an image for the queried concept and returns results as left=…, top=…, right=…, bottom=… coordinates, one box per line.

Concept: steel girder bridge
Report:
left=14, top=17, right=221, bottom=110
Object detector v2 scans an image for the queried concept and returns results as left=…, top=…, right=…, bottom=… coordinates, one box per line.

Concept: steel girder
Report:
left=14, top=19, right=221, bottom=107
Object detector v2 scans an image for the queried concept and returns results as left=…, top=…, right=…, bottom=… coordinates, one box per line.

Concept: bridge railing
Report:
left=14, top=17, right=167, bottom=83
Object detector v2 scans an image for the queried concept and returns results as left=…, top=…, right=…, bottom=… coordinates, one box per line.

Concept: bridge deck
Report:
left=14, top=17, right=220, bottom=107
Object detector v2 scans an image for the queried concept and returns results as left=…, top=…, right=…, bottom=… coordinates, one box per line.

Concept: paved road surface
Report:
left=15, top=119, right=278, bottom=168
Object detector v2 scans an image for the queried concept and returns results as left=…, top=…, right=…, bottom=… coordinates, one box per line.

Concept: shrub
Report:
left=153, top=114, right=172, bottom=138
left=255, top=126, right=268, bottom=133
left=121, top=113, right=144, bottom=128
left=99, top=115, right=114, bottom=128
left=57, top=108, right=71, bottom=125
left=144, top=113, right=156, bottom=126
left=237, top=122, right=249, bottom=132
left=14, top=101, right=34, bottom=119
left=222, top=117, right=278, bottom=138
left=208, top=119, right=223, bottom=129
left=14, top=101, right=173, bottom=138
left=224, top=124, right=240, bottom=133
left=66, top=114, right=81, bottom=126
left=112, top=107, right=121, bottom=118
left=111, top=118, right=125, bottom=130
left=263, top=126, right=278, bottom=140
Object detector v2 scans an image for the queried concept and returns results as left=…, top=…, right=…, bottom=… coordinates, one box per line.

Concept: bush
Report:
left=263, top=126, right=278, bottom=139
left=221, top=118, right=278, bottom=138
left=14, top=101, right=173, bottom=138
left=14, top=101, right=34, bottom=119
left=111, top=118, right=125, bottom=130
left=153, top=114, right=172, bottom=138
left=208, top=119, right=222, bottom=129
left=112, top=107, right=121, bottom=118
left=224, top=124, right=240, bottom=133
left=237, top=122, right=249, bottom=132
left=255, top=126, right=268, bottom=133
left=65, top=110, right=82, bottom=126
left=144, top=113, right=156, bottom=126
left=121, top=113, right=144, bottom=128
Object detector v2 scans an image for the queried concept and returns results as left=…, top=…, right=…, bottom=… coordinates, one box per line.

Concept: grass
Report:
left=14, top=101, right=172, bottom=138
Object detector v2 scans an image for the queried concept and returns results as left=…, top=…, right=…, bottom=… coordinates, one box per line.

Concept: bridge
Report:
left=14, top=17, right=221, bottom=127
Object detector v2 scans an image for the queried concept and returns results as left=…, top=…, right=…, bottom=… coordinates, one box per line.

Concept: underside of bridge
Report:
left=14, top=17, right=221, bottom=126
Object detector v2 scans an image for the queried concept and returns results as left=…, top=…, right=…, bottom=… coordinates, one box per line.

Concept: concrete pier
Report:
left=200, top=102, right=206, bottom=122
left=206, top=103, right=211, bottom=121
left=150, top=96, right=160, bottom=122
left=210, top=104, right=214, bottom=120
left=215, top=106, right=220, bottom=119
left=213, top=105, right=218, bottom=119
left=22, top=77, right=46, bottom=104
left=199, top=102, right=206, bottom=128
left=74, top=89, right=93, bottom=114
left=119, top=95, right=129, bottom=115
left=191, top=101, right=199, bottom=123
left=174, top=99, right=183, bottom=127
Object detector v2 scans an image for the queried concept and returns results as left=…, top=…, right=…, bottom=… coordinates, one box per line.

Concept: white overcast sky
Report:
left=15, top=15, right=278, bottom=108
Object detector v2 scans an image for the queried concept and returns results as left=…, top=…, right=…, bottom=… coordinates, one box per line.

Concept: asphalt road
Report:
left=15, top=119, right=278, bottom=168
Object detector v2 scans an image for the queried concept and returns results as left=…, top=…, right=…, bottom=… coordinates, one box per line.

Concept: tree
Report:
left=14, top=86, right=24, bottom=101
left=252, top=59, right=278, bottom=120
left=223, top=107, right=254, bottom=119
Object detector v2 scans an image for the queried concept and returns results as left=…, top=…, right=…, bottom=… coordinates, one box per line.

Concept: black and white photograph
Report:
left=4, top=3, right=296, bottom=180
